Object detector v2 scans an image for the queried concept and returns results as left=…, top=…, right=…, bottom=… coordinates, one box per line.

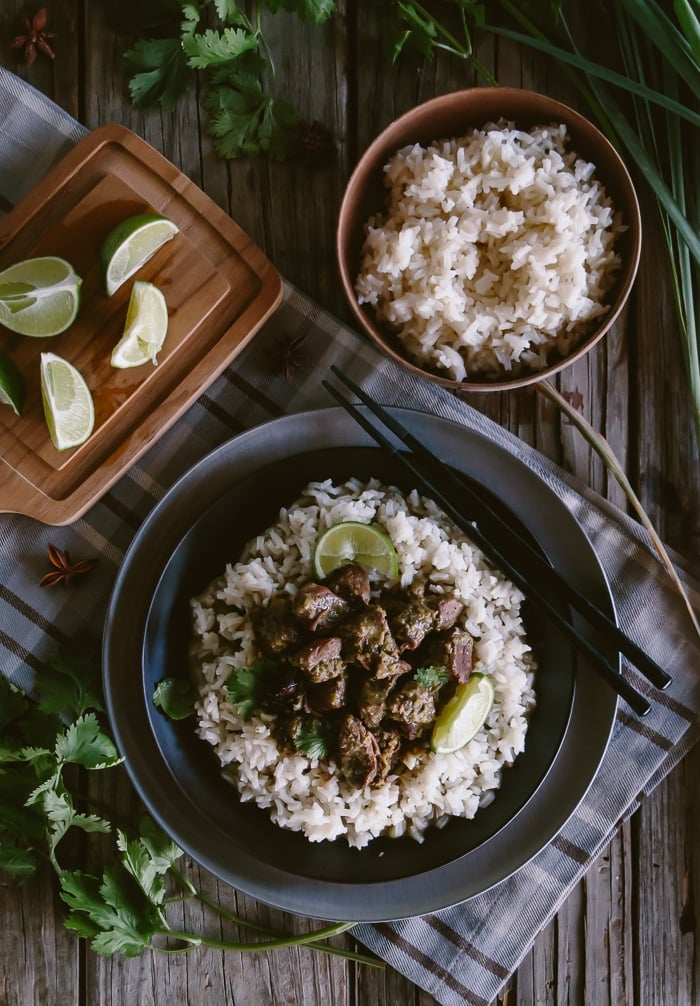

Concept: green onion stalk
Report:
left=480, top=0, right=700, bottom=446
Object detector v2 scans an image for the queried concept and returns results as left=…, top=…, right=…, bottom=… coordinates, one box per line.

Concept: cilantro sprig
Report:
left=414, top=665, right=450, bottom=689
left=123, top=0, right=333, bottom=159
left=226, top=657, right=279, bottom=716
left=0, top=644, right=378, bottom=967
left=293, top=717, right=331, bottom=759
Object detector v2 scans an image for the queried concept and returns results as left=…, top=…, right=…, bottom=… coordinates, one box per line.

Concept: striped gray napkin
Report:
left=1, top=67, right=698, bottom=1006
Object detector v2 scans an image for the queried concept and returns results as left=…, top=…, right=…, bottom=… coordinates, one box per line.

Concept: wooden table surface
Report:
left=1, top=2, right=698, bottom=1004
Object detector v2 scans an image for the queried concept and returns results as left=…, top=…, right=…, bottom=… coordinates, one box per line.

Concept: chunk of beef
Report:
left=325, top=563, right=371, bottom=606
left=420, top=627, right=473, bottom=684
left=390, top=598, right=436, bottom=652
left=339, top=604, right=398, bottom=671
left=373, top=651, right=412, bottom=681
left=429, top=596, right=465, bottom=631
left=387, top=680, right=437, bottom=740
left=337, top=714, right=380, bottom=787
left=253, top=597, right=304, bottom=657
left=309, top=672, right=348, bottom=711
left=357, top=676, right=395, bottom=729
left=374, top=727, right=402, bottom=782
left=292, top=583, right=349, bottom=632
left=290, top=636, right=344, bottom=683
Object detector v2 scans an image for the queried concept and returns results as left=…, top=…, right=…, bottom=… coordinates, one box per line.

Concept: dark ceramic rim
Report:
left=336, top=87, right=642, bottom=392
left=103, top=407, right=618, bottom=921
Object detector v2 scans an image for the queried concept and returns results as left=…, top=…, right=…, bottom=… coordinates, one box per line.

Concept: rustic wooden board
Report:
left=0, top=124, right=282, bottom=524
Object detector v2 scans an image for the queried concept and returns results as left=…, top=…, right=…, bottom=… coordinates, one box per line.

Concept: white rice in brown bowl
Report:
left=354, top=120, right=623, bottom=381
left=189, top=477, right=537, bottom=850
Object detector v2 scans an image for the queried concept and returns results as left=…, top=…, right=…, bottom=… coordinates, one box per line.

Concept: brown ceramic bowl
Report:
left=337, top=88, right=642, bottom=392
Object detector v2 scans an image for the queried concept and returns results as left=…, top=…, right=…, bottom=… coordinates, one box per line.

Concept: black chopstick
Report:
left=322, top=374, right=653, bottom=717
left=329, top=366, right=671, bottom=693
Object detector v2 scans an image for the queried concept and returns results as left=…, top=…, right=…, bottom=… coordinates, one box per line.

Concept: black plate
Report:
left=103, top=407, right=618, bottom=920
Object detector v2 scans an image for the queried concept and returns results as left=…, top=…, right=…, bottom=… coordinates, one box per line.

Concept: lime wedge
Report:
left=101, top=213, right=179, bottom=296
left=313, top=521, right=399, bottom=579
left=40, top=352, right=95, bottom=451
left=430, top=673, right=495, bottom=755
left=110, top=281, right=169, bottom=369
left=0, top=256, right=82, bottom=336
left=0, top=350, right=26, bottom=415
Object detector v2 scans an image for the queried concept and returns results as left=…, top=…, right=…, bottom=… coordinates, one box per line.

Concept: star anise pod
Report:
left=12, top=8, right=56, bottom=68
left=266, top=333, right=307, bottom=382
left=40, top=543, right=96, bottom=588
left=291, top=120, right=336, bottom=167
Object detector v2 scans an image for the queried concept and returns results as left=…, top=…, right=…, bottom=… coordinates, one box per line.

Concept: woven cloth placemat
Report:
left=1, top=68, right=698, bottom=1006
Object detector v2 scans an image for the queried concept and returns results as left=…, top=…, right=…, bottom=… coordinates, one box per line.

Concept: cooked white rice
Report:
left=355, top=120, right=623, bottom=381
left=190, top=478, right=536, bottom=849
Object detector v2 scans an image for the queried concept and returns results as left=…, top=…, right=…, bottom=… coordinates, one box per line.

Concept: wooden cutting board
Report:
left=0, top=123, right=283, bottom=524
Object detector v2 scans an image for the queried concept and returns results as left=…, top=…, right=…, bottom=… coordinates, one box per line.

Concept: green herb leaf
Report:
left=226, top=658, right=278, bottom=715
left=152, top=677, right=197, bottom=720
left=293, top=718, right=331, bottom=760
left=55, top=713, right=122, bottom=770
left=33, top=644, right=104, bottom=721
left=212, top=0, right=240, bottom=22
left=139, top=815, right=183, bottom=873
left=205, top=81, right=298, bottom=160
left=414, top=665, right=450, bottom=688
left=266, top=0, right=336, bottom=23
left=0, top=843, right=38, bottom=882
left=226, top=667, right=260, bottom=716
left=60, top=866, right=162, bottom=957
left=182, top=26, right=259, bottom=68
left=123, top=38, right=192, bottom=109
left=42, top=789, right=111, bottom=866
left=0, top=771, right=47, bottom=840
left=117, top=816, right=182, bottom=905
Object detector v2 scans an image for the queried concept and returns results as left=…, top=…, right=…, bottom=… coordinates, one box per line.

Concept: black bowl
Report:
left=104, top=407, right=618, bottom=920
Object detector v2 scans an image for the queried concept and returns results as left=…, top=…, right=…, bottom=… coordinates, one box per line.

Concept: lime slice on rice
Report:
left=430, top=673, right=495, bottom=755
left=0, top=256, right=82, bottom=337
left=101, top=213, right=179, bottom=296
left=110, top=280, right=169, bottom=369
left=0, top=350, right=26, bottom=416
left=40, top=352, right=95, bottom=451
left=313, top=521, right=399, bottom=579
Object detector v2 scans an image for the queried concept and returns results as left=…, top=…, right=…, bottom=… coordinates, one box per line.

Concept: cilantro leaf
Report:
left=33, top=643, right=104, bottom=720
left=293, top=718, right=331, bottom=760
left=212, top=0, right=240, bottom=22
left=55, top=713, right=122, bottom=769
left=226, top=667, right=261, bottom=716
left=266, top=0, right=336, bottom=24
left=0, top=744, right=52, bottom=766
left=124, top=37, right=192, bottom=109
left=139, top=815, right=183, bottom=871
left=205, top=79, right=298, bottom=160
left=117, top=831, right=166, bottom=904
left=0, top=771, right=47, bottom=840
left=152, top=677, right=196, bottom=720
left=60, top=866, right=162, bottom=958
left=0, top=843, right=38, bottom=882
left=414, top=665, right=450, bottom=688
left=42, top=789, right=111, bottom=866
left=182, top=27, right=259, bottom=69
left=117, top=817, right=182, bottom=905
left=226, top=658, right=280, bottom=714
left=180, top=1, right=202, bottom=32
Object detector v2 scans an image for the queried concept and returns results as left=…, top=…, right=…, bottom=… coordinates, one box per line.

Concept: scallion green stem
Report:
left=155, top=921, right=356, bottom=953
